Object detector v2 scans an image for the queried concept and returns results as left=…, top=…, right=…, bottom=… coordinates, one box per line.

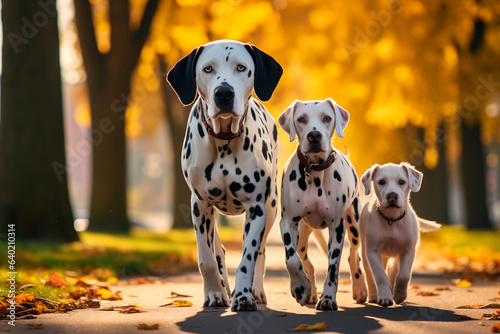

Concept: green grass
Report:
left=420, top=225, right=500, bottom=261
left=0, top=227, right=240, bottom=301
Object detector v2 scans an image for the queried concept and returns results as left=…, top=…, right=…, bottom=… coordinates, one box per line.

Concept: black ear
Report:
left=244, top=44, right=283, bottom=102
left=167, top=46, right=204, bottom=106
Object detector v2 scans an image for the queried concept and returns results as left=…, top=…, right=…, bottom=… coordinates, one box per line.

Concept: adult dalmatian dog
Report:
left=167, top=40, right=282, bottom=311
left=278, top=98, right=367, bottom=310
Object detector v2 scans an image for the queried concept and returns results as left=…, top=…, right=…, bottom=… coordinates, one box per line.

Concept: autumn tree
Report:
left=74, top=0, right=159, bottom=232
left=0, top=0, right=78, bottom=241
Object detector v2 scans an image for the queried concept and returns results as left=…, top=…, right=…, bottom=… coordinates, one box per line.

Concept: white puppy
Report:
left=359, top=163, right=440, bottom=307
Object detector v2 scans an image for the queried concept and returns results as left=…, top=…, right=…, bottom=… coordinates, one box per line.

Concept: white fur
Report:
left=359, top=163, right=440, bottom=307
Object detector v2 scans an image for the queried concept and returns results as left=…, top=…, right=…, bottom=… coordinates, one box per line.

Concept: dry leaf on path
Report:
left=454, top=279, right=472, bottom=288
left=289, top=322, right=327, bottom=331
left=417, top=291, right=440, bottom=296
left=411, top=285, right=420, bottom=290
left=456, top=304, right=500, bottom=309
left=119, top=306, right=143, bottom=314
left=138, top=324, right=159, bottom=330
left=435, top=287, right=451, bottom=291
left=159, top=300, right=193, bottom=307
left=47, top=272, right=66, bottom=288
left=170, top=291, right=193, bottom=298
left=459, top=315, right=473, bottom=320
left=26, top=324, right=43, bottom=329
left=491, top=323, right=500, bottom=333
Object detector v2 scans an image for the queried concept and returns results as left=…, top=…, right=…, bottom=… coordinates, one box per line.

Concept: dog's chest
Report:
left=378, top=221, right=418, bottom=255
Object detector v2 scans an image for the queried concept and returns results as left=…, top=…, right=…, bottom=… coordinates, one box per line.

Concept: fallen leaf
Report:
left=497, top=310, right=500, bottom=314
left=411, top=285, right=420, bottom=290
left=159, top=300, right=193, bottom=307
left=170, top=291, right=193, bottom=298
left=133, top=277, right=148, bottom=284
left=454, top=279, right=472, bottom=288
left=481, top=304, right=500, bottom=309
left=417, top=291, right=440, bottom=296
left=138, top=324, right=159, bottom=330
left=106, top=277, right=119, bottom=285
left=456, top=304, right=484, bottom=309
left=75, top=280, right=90, bottom=288
left=26, top=324, right=43, bottom=329
left=435, top=287, right=451, bottom=291
left=289, top=322, right=326, bottom=331
left=14, top=292, right=35, bottom=303
left=96, top=288, right=122, bottom=301
left=460, top=315, right=473, bottom=320
left=47, top=272, right=66, bottom=287
left=119, top=306, right=142, bottom=314
left=492, top=323, right=500, bottom=333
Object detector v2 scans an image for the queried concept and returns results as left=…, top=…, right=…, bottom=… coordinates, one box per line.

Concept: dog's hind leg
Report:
left=345, top=197, right=367, bottom=303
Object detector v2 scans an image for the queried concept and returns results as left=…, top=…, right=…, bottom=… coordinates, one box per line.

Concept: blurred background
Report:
left=1, top=0, right=500, bottom=243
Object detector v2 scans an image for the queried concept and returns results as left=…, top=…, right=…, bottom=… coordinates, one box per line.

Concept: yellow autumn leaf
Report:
left=455, top=279, right=472, bottom=288
left=106, top=277, right=119, bottom=285
left=290, top=322, right=327, bottom=331
left=138, top=323, right=159, bottom=330
left=172, top=300, right=193, bottom=307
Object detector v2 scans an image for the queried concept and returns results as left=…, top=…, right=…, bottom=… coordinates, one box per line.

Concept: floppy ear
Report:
left=325, top=98, right=349, bottom=139
left=167, top=46, right=204, bottom=106
left=278, top=100, right=298, bottom=142
left=244, top=44, right=283, bottom=102
left=361, top=164, right=380, bottom=196
left=401, top=162, right=423, bottom=192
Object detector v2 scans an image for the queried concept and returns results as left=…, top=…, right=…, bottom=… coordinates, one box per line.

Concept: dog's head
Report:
left=167, top=40, right=282, bottom=134
left=278, top=98, right=349, bottom=159
left=361, top=163, right=423, bottom=211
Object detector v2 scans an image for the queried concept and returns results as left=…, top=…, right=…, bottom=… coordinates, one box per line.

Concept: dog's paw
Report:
left=252, top=287, right=267, bottom=304
left=316, top=295, right=338, bottom=311
left=290, top=275, right=312, bottom=306
left=308, top=286, right=318, bottom=304
left=203, top=290, right=230, bottom=307
left=377, top=297, right=394, bottom=308
left=231, top=294, right=257, bottom=311
left=352, top=280, right=367, bottom=304
left=393, top=289, right=407, bottom=304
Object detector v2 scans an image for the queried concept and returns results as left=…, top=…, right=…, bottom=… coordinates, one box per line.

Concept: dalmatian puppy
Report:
left=278, top=98, right=367, bottom=310
left=167, top=40, right=282, bottom=311
left=360, top=163, right=441, bottom=307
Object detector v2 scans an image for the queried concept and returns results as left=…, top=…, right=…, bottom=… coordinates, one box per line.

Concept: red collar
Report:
left=200, top=104, right=247, bottom=141
left=297, top=146, right=336, bottom=176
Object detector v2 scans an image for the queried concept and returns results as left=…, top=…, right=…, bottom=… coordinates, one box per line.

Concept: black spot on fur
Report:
left=283, top=233, right=291, bottom=246
left=252, top=239, right=257, bottom=247
left=318, top=189, right=322, bottom=197
left=271, top=199, right=276, bottom=207
left=229, top=182, right=242, bottom=195
left=248, top=69, right=252, bottom=78
left=251, top=108, right=257, bottom=121
left=243, top=175, right=250, bottom=183
left=233, top=199, right=242, bottom=206
left=294, top=287, right=303, bottom=301
left=300, top=247, right=306, bottom=252
left=240, top=266, right=247, bottom=274
left=197, top=123, right=205, bottom=138
left=328, top=264, right=337, bottom=284
left=335, top=218, right=344, bottom=243
left=194, top=189, right=203, bottom=201
left=331, top=248, right=340, bottom=259
left=243, top=137, right=250, bottom=150
left=347, top=216, right=352, bottom=224
left=193, top=202, right=200, bottom=217
left=342, top=194, right=346, bottom=203
left=334, top=170, right=342, bottom=182
left=223, top=170, right=229, bottom=176
left=209, top=188, right=222, bottom=197
left=254, top=171, right=260, bottom=182
left=236, top=168, right=242, bottom=175
left=352, top=238, right=358, bottom=245
left=292, top=216, right=301, bottom=222
left=286, top=247, right=295, bottom=260
left=289, top=170, right=297, bottom=182
left=298, top=163, right=307, bottom=191
left=185, top=144, right=191, bottom=159
left=353, top=197, right=360, bottom=221
left=355, top=273, right=360, bottom=279
left=243, top=183, right=255, bottom=193
left=244, top=223, right=251, bottom=235
left=262, top=141, right=268, bottom=161
left=251, top=205, right=264, bottom=219
left=352, top=168, right=358, bottom=188
left=349, top=226, right=359, bottom=238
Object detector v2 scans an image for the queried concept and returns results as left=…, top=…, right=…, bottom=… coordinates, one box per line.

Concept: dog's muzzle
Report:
left=214, top=83, right=234, bottom=111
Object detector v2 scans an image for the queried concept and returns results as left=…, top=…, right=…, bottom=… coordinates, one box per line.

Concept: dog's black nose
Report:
left=386, top=192, right=398, bottom=202
left=307, top=131, right=322, bottom=144
left=214, top=84, right=234, bottom=111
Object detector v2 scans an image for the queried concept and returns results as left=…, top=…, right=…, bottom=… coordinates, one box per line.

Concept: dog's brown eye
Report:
left=323, top=116, right=332, bottom=123
left=378, top=180, right=386, bottom=185
left=399, top=180, right=406, bottom=185
left=237, top=64, right=246, bottom=72
left=297, top=117, right=306, bottom=123
left=203, top=65, right=212, bottom=73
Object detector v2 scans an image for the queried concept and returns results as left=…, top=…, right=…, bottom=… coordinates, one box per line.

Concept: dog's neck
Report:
left=297, top=146, right=336, bottom=177
left=299, top=146, right=334, bottom=164
left=376, top=203, right=406, bottom=226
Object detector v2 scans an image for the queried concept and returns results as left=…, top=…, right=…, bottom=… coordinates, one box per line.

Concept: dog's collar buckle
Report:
left=297, top=147, right=336, bottom=177
left=376, top=206, right=406, bottom=226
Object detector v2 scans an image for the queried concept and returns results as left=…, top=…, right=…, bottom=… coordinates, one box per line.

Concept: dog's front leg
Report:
left=316, top=218, right=346, bottom=311
left=367, top=250, right=393, bottom=307
left=231, top=202, right=267, bottom=311
left=192, top=195, right=229, bottom=307
left=393, top=250, right=415, bottom=304
left=280, top=216, right=311, bottom=306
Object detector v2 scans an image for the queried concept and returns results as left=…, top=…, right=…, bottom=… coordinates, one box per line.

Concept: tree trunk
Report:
left=411, top=127, right=450, bottom=225
left=0, top=1, right=77, bottom=241
left=159, top=57, right=192, bottom=229
left=460, top=120, right=493, bottom=230
left=74, top=0, right=159, bottom=233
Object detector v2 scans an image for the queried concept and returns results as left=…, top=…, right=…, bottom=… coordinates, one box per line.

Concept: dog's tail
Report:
left=418, top=218, right=441, bottom=232
left=312, top=230, right=329, bottom=256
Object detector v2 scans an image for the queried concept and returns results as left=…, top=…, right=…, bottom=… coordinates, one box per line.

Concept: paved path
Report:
left=2, top=239, right=500, bottom=333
